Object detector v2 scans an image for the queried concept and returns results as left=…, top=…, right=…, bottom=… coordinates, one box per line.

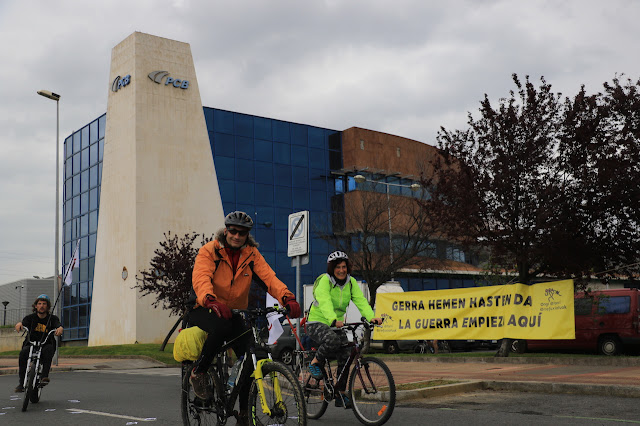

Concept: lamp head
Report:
left=37, top=90, right=61, bottom=101
left=354, top=174, right=366, bottom=184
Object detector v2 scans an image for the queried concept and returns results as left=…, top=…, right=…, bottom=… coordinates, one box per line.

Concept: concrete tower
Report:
left=89, top=32, right=223, bottom=345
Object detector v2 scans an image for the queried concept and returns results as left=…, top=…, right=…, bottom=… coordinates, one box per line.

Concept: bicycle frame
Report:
left=22, top=328, right=56, bottom=390
left=186, top=307, right=288, bottom=421
left=296, top=321, right=374, bottom=400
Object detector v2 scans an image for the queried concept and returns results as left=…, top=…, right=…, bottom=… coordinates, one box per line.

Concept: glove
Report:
left=204, top=295, right=232, bottom=320
left=283, top=298, right=301, bottom=318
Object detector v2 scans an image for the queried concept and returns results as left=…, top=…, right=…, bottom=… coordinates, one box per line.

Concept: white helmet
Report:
left=327, top=251, right=349, bottom=263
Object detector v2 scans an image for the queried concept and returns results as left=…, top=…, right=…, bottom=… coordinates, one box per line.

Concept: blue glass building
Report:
left=61, top=108, right=481, bottom=342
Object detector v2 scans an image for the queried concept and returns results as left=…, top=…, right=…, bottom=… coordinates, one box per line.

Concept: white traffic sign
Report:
left=287, top=211, right=309, bottom=257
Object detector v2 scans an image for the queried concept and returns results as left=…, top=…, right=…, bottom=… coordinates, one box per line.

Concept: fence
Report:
left=1, top=308, right=30, bottom=327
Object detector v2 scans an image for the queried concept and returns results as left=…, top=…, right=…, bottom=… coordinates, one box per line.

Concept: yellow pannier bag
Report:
left=173, top=326, right=208, bottom=362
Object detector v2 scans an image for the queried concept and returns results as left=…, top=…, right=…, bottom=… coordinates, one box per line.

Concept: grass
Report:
left=0, top=343, right=180, bottom=365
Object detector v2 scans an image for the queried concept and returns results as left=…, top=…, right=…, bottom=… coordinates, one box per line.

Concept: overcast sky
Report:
left=1, top=0, right=638, bottom=285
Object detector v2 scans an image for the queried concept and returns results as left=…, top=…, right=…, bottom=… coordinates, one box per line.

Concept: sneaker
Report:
left=40, top=377, right=50, bottom=386
left=308, top=363, right=323, bottom=379
left=189, top=371, right=212, bottom=400
left=335, top=392, right=352, bottom=409
left=235, top=410, right=250, bottom=426
left=14, top=384, right=24, bottom=393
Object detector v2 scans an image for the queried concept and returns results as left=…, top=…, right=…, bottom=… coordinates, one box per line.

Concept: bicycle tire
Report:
left=294, top=358, right=328, bottom=419
left=29, top=378, right=42, bottom=403
left=22, top=364, right=36, bottom=412
left=181, top=364, right=224, bottom=426
left=249, top=361, right=307, bottom=426
left=439, top=340, right=451, bottom=354
left=348, top=357, right=395, bottom=426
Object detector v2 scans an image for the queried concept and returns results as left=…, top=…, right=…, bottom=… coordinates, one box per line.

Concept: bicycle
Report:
left=293, top=319, right=396, bottom=426
left=415, top=339, right=451, bottom=354
left=19, top=327, right=57, bottom=412
left=181, top=306, right=307, bottom=425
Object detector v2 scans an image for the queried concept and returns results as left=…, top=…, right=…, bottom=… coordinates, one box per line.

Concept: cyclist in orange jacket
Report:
left=189, top=211, right=301, bottom=425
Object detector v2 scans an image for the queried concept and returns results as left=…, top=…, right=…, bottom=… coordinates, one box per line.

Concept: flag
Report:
left=64, top=240, right=80, bottom=286
left=266, top=293, right=284, bottom=345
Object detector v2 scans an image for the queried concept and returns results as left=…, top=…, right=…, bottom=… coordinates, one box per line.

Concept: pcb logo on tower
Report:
left=148, top=70, right=189, bottom=89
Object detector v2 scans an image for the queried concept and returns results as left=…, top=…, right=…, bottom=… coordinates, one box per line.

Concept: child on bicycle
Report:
left=306, top=251, right=381, bottom=408
left=14, top=294, right=63, bottom=393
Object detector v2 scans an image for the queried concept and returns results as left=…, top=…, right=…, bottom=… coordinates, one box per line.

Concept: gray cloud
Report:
left=1, top=0, right=639, bottom=283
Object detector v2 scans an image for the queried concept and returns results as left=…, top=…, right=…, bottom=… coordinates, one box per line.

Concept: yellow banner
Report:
left=373, top=280, right=575, bottom=340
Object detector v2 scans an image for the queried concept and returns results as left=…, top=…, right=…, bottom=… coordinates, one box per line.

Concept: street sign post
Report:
left=288, top=211, right=309, bottom=350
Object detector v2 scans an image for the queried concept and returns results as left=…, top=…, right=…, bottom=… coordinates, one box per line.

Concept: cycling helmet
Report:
left=327, top=251, right=349, bottom=263
left=34, top=294, right=51, bottom=307
left=224, top=211, right=254, bottom=230
left=36, top=294, right=50, bottom=302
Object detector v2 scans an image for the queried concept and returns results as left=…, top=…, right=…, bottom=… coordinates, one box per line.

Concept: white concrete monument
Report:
left=89, top=32, right=224, bottom=345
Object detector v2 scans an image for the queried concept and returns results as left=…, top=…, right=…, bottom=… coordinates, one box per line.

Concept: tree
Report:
left=325, top=182, right=443, bottom=307
left=424, top=74, right=640, bottom=356
left=557, top=76, right=640, bottom=284
left=135, top=232, right=213, bottom=318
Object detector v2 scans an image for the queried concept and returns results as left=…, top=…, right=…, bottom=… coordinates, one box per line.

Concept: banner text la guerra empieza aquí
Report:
left=373, top=280, right=575, bottom=340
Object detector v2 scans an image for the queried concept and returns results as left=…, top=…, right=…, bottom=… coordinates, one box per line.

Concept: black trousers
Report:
left=189, top=307, right=251, bottom=409
left=19, top=343, right=55, bottom=383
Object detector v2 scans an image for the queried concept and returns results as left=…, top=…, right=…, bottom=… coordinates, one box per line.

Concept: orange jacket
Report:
left=192, top=237, right=295, bottom=309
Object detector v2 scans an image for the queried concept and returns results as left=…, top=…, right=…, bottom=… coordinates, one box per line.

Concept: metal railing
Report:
left=1, top=308, right=30, bottom=327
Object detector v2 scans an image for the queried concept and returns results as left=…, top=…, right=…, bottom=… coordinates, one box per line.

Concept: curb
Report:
left=396, top=380, right=484, bottom=401
left=396, top=380, right=640, bottom=401
left=482, top=380, right=640, bottom=398
left=383, top=355, right=640, bottom=367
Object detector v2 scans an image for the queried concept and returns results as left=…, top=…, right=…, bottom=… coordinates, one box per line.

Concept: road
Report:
left=1, top=367, right=639, bottom=425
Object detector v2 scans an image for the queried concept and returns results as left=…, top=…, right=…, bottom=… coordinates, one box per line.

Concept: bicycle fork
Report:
left=253, top=359, right=282, bottom=416
left=353, top=360, right=378, bottom=395
left=23, top=347, right=41, bottom=389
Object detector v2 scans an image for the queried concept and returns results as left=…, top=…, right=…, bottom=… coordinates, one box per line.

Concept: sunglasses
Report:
left=227, top=227, right=249, bottom=237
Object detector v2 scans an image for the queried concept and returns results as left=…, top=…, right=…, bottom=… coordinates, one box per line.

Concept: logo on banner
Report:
left=148, top=70, right=189, bottom=89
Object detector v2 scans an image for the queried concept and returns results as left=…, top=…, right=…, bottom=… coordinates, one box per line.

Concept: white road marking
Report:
left=77, top=368, right=180, bottom=376
left=65, top=409, right=156, bottom=421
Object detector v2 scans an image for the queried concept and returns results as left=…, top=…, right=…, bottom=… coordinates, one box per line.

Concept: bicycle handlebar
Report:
left=231, top=305, right=291, bottom=318
left=20, top=327, right=57, bottom=345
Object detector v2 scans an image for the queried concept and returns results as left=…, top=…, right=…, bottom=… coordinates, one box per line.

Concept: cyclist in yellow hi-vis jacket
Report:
left=306, top=251, right=382, bottom=408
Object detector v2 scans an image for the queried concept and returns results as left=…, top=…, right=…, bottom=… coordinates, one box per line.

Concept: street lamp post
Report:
left=2, top=301, right=8, bottom=326
left=353, top=174, right=421, bottom=278
left=15, top=285, right=24, bottom=316
left=37, top=90, right=61, bottom=318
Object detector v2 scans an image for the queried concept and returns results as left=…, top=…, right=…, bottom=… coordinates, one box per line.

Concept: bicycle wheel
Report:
left=439, top=340, right=451, bottom=354
left=348, top=357, right=395, bottom=426
left=22, top=364, right=36, bottom=412
left=294, top=355, right=328, bottom=419
left=181, top=364, right=224, bottom=426
left=249, top=361, right=307, bottom=426
left=29, top=376, right=42, bottom=403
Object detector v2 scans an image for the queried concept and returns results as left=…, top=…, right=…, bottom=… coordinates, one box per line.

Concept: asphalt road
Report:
left=1, top=368, right=639, bottom=425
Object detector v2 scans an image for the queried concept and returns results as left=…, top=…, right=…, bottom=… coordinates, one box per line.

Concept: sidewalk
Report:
left=0, top=355, right=169, bottom=376
left=384, top=355, right=640, bottom=400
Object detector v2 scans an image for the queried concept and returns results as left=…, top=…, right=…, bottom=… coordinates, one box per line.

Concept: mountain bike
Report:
left=293, top=319, right=396, bottom=426
left=181, top=306, right=307, bottom=425
left=20, top=327, right=56, bottom=412
left=415, top=339, right=451, bottom=354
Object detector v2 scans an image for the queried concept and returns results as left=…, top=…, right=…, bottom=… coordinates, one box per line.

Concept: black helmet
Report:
left=224, top=211, right=254, bottom=230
